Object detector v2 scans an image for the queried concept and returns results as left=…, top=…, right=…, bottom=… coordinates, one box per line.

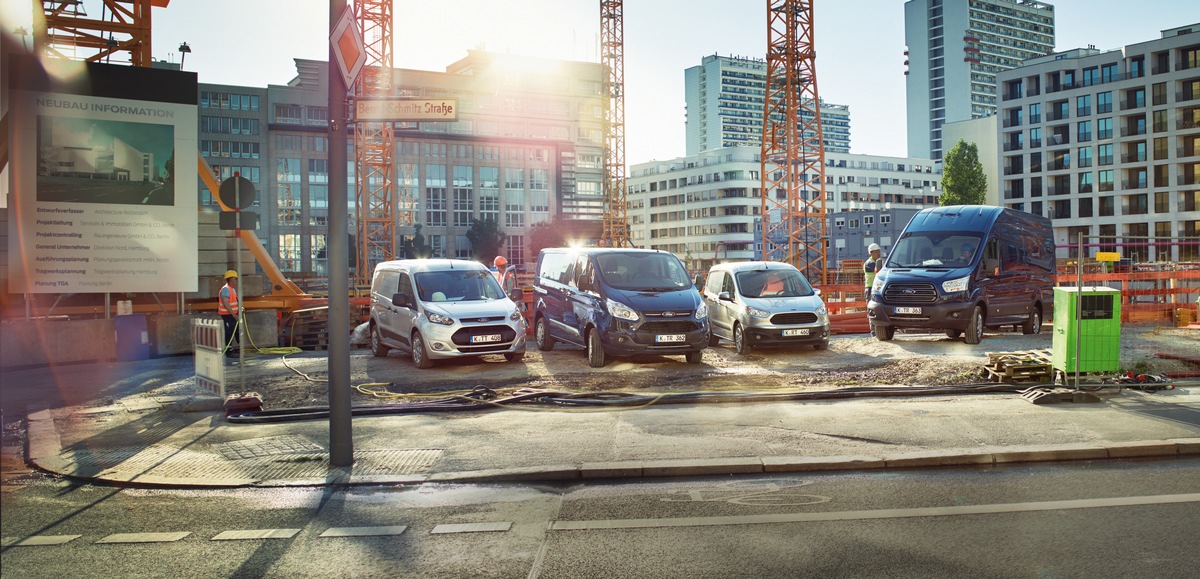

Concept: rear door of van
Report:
left=536, top=251, right=579, bottom=345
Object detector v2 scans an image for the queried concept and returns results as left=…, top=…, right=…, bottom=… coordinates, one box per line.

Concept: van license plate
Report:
left=656, top=334, right=686, bottom=343
left=782, top=329, right=809, bottom=336
left=895, top=307, right=922, bottom=315
left=471, top=334, right=502, bottom=343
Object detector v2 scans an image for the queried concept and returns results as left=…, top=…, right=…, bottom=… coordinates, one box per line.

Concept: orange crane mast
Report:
left=760, top=0, right=828, bottom=283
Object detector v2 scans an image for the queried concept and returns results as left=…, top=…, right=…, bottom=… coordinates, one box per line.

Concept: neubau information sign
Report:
left=355, top=99, right=458, bottom=122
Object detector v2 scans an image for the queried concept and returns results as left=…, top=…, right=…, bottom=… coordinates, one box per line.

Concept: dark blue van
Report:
left=533, top=248, right=708, bottom=367
left=867, top=205, right=1055, bottom=344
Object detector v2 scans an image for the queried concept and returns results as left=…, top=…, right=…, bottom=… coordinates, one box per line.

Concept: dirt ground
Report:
left=233, top=324, right=1200, bottom=409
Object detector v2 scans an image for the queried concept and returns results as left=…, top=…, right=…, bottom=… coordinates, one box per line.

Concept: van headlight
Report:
left=606, top=298, right=639, bottom=321
left=695, top=303, right=708, bottom=320
left=942, top=276, right=970, bottom=293
left=872, top=274, right=885, bottom=293
left=817, top=304, right=828, bottom=317
left=509, top=309, right=522, bottom=322
left=425, top=311, right=454, bottom=326
left=746, top=305, right=770, bottom=319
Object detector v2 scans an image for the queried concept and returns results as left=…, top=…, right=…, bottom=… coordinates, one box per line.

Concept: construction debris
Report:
left=981, top=349, right=1054, bottom=384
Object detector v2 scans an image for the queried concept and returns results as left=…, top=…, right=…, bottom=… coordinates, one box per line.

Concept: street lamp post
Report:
left=178, top=42, right=191, bottom=69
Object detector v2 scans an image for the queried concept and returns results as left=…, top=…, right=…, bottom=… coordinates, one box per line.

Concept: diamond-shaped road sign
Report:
left=330, top=6, right=366, bottom=89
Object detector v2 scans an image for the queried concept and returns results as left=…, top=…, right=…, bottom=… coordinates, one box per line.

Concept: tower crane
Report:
left=599, top=0, right=628, bottom=247
left=760, top=0, right=828, bottom=283
left=352, top=0, right=397, bottom=285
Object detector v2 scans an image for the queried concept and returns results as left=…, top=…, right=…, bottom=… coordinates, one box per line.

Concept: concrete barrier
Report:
left=0, top=319, right=116, bottom=367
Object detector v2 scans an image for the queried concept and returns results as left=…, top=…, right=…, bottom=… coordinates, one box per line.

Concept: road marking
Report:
left=319, top=525, right=408, bottom=538
left=430, top=522, right=512, bottom=534
left=549, top=492, right=1200, bottom=531
left=2, top=535, right=82, bottom=547
left=96, top=532, right=190, bottom=544
left=211, top=529, right=300, bottom=541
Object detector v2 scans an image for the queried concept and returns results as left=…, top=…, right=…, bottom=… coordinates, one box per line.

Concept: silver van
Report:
left=369, top=259, right=526, bottom=368
left=702, top=262, right=830, bottom=354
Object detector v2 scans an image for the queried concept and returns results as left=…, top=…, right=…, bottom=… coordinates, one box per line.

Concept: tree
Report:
left=939, top=139, right=987, bottom=206
left=465, top=217, right=506, bottom=263
left=400, top=224, right=433, bottom=259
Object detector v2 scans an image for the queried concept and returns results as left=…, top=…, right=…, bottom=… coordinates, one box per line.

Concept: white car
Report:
left=702, top=262, right=830, bottom=355
left=369, top=259, right=526, bottom=368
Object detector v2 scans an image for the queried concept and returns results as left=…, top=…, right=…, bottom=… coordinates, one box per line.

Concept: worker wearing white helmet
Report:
left=864, top=243, right=883, bottom=295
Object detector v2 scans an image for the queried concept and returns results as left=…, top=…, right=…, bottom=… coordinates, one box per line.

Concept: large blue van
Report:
left=533, top=248, right=708, bottom=367
left=867, top=205, right=1055, bottom=344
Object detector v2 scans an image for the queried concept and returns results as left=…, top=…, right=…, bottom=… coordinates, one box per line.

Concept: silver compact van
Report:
left=369, top=259, right=526, bottom=369
left=702, top=262, right=830, bottom=354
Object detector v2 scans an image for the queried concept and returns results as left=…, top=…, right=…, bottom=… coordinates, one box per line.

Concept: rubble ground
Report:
left=205, top=324, right=1200, bottom=410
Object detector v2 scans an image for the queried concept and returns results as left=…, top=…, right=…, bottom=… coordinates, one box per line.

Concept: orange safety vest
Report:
left=218, top=284, right=239, bottom=316
left=495, top=269, right=517, bottom=297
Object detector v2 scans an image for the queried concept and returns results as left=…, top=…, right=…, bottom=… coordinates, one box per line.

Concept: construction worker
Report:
left=493, top=256, right=518, bottom=302
left=864, top=243, right=882, bottom=295
left=218, top=270, right=240, bottom=358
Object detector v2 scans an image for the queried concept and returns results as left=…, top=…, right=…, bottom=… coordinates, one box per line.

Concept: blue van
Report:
left=867, top=205, right=1055, bottom=344
left=533, top=248, right=708, bottom=367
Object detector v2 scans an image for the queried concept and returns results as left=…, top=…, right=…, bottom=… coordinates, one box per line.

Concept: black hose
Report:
left=225, top=382, right=1025, bottom=423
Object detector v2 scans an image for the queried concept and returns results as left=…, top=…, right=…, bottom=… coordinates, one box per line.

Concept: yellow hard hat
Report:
left=224, top=270, right=238, bottom=279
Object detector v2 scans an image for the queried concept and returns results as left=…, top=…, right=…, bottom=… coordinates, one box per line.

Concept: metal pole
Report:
left=235, top=176, right=244, bottom=388
left=328, top=0, right=354, bottom=468
left=1074, top=231, right=1083, bottom=390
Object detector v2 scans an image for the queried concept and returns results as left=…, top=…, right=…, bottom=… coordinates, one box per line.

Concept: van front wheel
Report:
left=872, top=322, right=894, bottom=341
left=734, top=324, right=752, bottom=355
left=535, top=316, right=555, bottom=351
left=411, top=332, right=434, bottom=369
left=685, top=350, right=702, bottom=364
left=964, top=306, right=984, bottom=345
left=587, top=328, right=608, bottom=368
left=1022, top=308, right=1042, bottom=335
left=370, top=323, right=389, bottom=357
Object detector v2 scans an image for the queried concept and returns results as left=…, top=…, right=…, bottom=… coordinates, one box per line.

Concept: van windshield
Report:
left=595, top=252, right=693, bottom=291
left=887, top=232, right=982, bottom=268
left=414, top=270, right=506, bottom=303
left=735, top=268, right=815, bottom=298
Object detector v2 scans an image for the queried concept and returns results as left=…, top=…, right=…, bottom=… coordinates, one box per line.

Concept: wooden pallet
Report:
left=981, top=349, right=1054, bottom=383
left=283, top=306, right=329, bottom=350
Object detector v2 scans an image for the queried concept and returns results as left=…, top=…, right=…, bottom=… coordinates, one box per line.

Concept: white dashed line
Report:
left=430, top=522, right=513, bottom=534
left=96, top=532, right=191, bottom=544
left=319, top=525, right=408, bottom=538
left=2, top=535, right=82, bottom=547
left=211, top=529, right=301, bottom=541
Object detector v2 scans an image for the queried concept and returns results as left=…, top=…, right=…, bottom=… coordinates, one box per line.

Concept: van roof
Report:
left=709, top=261, right=799, bottom=273
left=540, top=247, right=672, bottom=256
left=373, top=259, right=486, bottom=273
left=908, top=205, right=1003, bottom=231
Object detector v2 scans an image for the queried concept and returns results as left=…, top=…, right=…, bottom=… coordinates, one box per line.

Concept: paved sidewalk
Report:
left=19, top=385, right=1200, bottom=487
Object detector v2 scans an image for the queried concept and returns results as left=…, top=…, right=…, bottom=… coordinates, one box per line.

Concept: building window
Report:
left=1099, top=170, right=1114, bottom=192
left=1078, top=197, right=1093, bottom=218
left=275, top=104, right=302, bottom=124
left=505, top=188, right=525, bottom=228
left=425, top=164, right=447, bottom=227
left=310, top=235, right=327, bottom=276
left=453, top=166, right=474, bottom=227
left=278, top=234, right=302, bottom=272
left=1099, top=196, right=1115, bottom=217
left=1097, top=91, right=1112, bottom=114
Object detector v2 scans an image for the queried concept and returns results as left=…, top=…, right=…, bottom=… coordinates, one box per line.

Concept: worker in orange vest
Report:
left=493, top=256, right=518, bottom=302
left=218, top=270, right=240, bottom=358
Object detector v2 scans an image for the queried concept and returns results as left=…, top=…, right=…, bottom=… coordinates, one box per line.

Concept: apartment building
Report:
left=627, top=146, right=941, bottom=273
left=997, top=23, right=1200, bottom=261
left=685, top=55, right=851, bottom=156
left=905, top=0, right=1055, bottom=160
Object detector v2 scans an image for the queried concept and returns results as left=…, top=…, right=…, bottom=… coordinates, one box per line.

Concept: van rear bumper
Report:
left=867, top=300, right=975, bottom=330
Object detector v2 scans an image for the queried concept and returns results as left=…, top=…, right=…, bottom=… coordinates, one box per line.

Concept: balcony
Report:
left=1047, top=110, right=1070, bottom=122
left=1120, top=126, right=1147, bottom=137
left=1179, top=147, right=1199, bottom=158
left=1003, top=166, right=1025, bottom=176
left=1120, top=99, right=1146, bottom=111
left=1179, top=118, right=1200, bottom=130
left=1122, top=153, right=1147, bottom=163
left=1030, top=139, right=1043, bottom=148
left=1177, top=92, right=1199, bottom=103
left=1121, top=180, right=1148, bottom=190
left=1178, top=175, right=1199, bottom=186
left=1049, top=161, right=1071, bottom=171
left=1003, top=142, right=1024, bottom=152
left=1003, top=117, right=1022, bottom=128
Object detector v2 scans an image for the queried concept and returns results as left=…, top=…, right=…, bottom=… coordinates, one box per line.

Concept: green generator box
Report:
left=1052, top=287, right=1121, bottom=374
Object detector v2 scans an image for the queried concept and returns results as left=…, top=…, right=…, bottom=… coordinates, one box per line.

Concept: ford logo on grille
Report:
left=661, top=311, right=677, bottom=317
left=903, top=288, right=916, bottom=294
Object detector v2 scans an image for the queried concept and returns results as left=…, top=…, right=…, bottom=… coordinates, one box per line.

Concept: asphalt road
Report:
left=3, top=458, right=1198, bottom=577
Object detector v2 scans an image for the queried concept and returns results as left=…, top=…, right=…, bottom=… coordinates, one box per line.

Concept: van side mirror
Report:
left=814, top=288, right=822, bottom=297
left=392, top=293, right=412, bottom=309
left=984, top=259, right=1000, bottom=277
left=693, top=274, right=703, bottom=289
left=718, top=291, right=733, bottom=302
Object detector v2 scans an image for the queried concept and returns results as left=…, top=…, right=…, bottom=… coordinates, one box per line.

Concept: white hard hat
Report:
left=868, top=243, right=882, bottom=252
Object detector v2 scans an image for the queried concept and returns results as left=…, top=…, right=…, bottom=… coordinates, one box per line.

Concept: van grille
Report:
left=883, top=283, right=938, bottom=304
left=460, top=316, right=506, bottom=324
left=639, top=320, right=699, bottom=334
left=451, top=325, right=518, bottom=347
left=771, top=312, right=818, bottom=325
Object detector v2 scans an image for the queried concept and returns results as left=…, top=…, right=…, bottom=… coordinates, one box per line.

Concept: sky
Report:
left=4, top=0, right=1198, bottom=163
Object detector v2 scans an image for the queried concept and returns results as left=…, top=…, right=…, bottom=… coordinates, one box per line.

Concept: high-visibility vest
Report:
left=864, top=256, right=878, bottom=290
left=218, top=284, right=239, bottom=316
left=495, top=269, right=517, bottom=297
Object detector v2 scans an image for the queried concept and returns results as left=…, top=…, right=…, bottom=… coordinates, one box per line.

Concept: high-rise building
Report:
left=198, top=52, right=606, bottom=276
left=905, top=0, right=1055, bottom=160
left=996, top=23, right=1200, bottom=262
left=684, top=55, right=851, bottom=156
